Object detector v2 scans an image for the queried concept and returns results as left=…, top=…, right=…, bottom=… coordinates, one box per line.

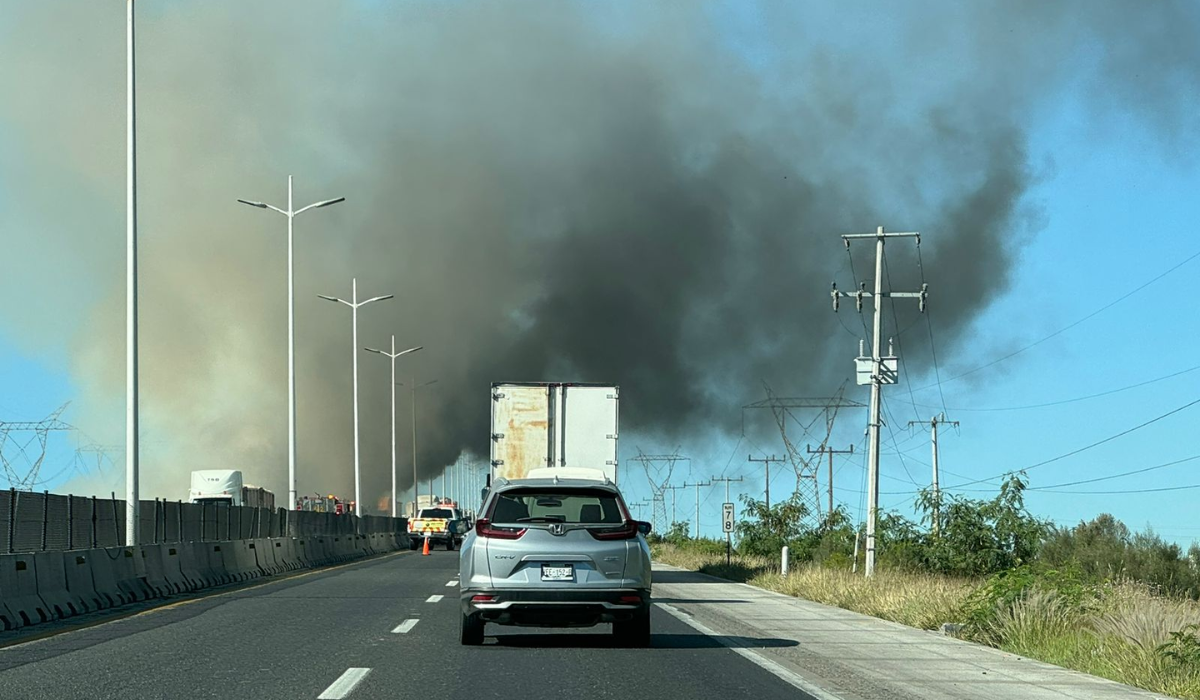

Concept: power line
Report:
left=884, top=252, right=923, bottom=423
left=947, top=396, right=1200, bottom=489
left=1026, top=454, right=1200, bottom=490
left=912, top=363, right=1200, bottom=413
left=912, top=246, right=1200, bottom=391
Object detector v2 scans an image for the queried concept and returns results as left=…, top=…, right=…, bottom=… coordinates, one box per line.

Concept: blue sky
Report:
left=2, top=2, right=1199, bottom=546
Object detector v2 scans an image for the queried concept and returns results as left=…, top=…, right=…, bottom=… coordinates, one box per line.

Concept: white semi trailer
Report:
left=488, top=382, right=619, bottom=485
left=189, top=469, right=275, bottom=509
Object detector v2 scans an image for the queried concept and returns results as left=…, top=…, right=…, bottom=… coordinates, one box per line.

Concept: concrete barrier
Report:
left=88, top=547, right=128, bottom=608
left=223, top=540, right=261, bottom=581
left=34, top=551, right=85, bottom=619
left=112, top=546, right=154, bottom=603
left=252, top=539, right=279, bottom=576
left=176, top=542, right=209, bottom=590
left=63, top=551, right=108, bottom=613
left=0, top=554, right=48, bottom=628
left=205, top=543, right=234, bottom=586
left=139, top=545, right=174, bottom=598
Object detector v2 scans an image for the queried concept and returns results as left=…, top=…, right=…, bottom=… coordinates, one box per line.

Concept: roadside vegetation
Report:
left=649, top=475, right=1200, bottom=699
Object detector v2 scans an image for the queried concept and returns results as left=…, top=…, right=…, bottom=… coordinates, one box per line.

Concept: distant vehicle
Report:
left=459, top=467, right=652, bottom=646
left=406, top=494, right=441, bottom=519
left=488, top=382, right=619, bottom=491
left=408, top=501, right=468, bottom=551
left=188, top=469, right=275, bottom=509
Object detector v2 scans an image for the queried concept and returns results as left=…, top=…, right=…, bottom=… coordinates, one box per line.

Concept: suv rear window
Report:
left=490, top=488, right=625, bottom=524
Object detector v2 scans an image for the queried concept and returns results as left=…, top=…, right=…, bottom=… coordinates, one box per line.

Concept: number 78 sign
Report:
left=722, top=502, right=735, bottom=533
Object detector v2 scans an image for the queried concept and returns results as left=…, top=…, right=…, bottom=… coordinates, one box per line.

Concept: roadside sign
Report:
left=722, top=502, right=735, bottom=533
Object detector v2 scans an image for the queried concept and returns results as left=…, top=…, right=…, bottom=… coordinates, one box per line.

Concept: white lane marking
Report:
left=426, top=594, right=444, bottom=603
left=317, top=668, right=371, bottom=699
left=445, top=580, right=457, bottom=587
left=655, top=603, right=844, bottom=700
left=391, top=619, right=419, bottom=634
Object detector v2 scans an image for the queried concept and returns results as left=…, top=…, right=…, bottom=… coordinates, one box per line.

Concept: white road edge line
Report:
left=426, top=595, right=444, bottom=603
left=391, top=619, right=419, bottom=634
left=317, top=667, right=371, bottom=700
left=654, top=603, right=844, bottom=700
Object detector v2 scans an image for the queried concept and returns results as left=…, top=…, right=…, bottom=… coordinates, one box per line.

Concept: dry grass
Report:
left=652, top=543, right=974, bottom=630
left=653, top=543, right=1200, bottom=700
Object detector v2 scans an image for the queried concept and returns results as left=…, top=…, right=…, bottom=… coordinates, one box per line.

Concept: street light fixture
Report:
left=237, top=176, right=344, bottom=511
left=318, top=278, right=393, bottom=516
left=364, top=338, right=422, bottom=518
left=397, top=378, right=437, bottom=510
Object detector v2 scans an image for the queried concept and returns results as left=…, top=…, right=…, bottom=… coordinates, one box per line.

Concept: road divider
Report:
left=0, top=532, right=412, bottom=635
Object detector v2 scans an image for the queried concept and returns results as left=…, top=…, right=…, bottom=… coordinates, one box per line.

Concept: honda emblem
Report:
left=549, top=523, right=565, bottom=536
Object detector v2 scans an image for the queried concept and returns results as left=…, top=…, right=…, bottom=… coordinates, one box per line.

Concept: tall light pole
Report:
left=237, top=181, right=344, bottom=511
left=364, top=338, right=422, bottom=518
left=399, top=378, right=437, bottom=510
left=318, top=279, right=392, bottom=516
left=125, top=0, right=139, bottom=546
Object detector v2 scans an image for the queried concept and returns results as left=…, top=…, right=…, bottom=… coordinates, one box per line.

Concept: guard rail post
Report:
left=781, top=545, right=789, bottom=577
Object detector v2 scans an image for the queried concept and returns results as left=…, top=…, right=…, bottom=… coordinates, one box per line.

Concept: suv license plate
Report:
left=541, top=564, right=574, bottom=582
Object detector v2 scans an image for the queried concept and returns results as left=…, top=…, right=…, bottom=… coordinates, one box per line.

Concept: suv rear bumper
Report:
left=461, top=588, right=651, bottom=627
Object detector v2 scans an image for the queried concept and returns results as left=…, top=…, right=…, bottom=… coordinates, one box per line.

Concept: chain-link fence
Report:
left=0, top=489, right=408, bottom=553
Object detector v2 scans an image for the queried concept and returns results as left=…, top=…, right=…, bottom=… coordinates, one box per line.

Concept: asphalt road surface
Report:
left=0, top=550, right=810, bottom=700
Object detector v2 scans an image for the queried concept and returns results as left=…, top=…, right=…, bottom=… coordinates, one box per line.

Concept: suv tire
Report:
left=461, top=612, right=484, bottom=645
left=613, top=608, right=651, bottom=647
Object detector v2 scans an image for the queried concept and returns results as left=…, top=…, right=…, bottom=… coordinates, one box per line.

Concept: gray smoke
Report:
left=0, top=1, right=1196, bottom=509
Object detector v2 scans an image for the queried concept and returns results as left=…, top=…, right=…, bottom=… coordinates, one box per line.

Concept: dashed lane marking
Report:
left=445, top=580, right=457, bottom=587
left=318, top=667, right=371, bottom=699
left=426, top=595, right=444, bottom=603
left=391, top=619, right=419, bottom=634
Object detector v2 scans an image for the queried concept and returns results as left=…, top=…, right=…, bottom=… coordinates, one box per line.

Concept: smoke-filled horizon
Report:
left=1, top=1, right=1197, bottom=511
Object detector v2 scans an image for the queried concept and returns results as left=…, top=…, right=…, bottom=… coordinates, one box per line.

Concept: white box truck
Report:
left=189, top=469, right=275, bottom=510
left=489, top=382, right=619, bottom=484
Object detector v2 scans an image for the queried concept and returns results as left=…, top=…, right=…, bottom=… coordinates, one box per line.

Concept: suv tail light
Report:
left=587, top=520, right=638, bottom=540
left=475, top=519, right=526, bottom=540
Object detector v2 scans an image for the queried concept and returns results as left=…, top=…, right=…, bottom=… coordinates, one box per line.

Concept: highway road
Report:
left=0, top=550, right=809, bottom=700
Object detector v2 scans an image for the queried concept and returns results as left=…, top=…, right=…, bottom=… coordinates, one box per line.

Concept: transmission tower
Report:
left=0, top=402, right=74, bottom=490
left=742, top=387, right=864, bottom=526
left=630, top=448, right=689, bottom=535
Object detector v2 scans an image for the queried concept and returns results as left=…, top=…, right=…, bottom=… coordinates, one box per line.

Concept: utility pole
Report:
left=747, top=454, right=785, bottom=509
left=908, top=414, right=958, bottom=536
left=662, top=485, right=686, bottom=528
left=684, top=480, right=711, bottom=538
left=806, top=444, right=855, bottom=517
left=832, top=226, right=928, bottom=577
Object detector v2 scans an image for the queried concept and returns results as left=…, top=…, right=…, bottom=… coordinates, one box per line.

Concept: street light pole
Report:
left=318, top=279, right=392, bottom=516
left=238, top=181, right=344, bottom=511
left=400, top=377, right=438, bottom=511
left=364, top=338, right=421, bottom=518
left=125, top=0, right=139, bottom=546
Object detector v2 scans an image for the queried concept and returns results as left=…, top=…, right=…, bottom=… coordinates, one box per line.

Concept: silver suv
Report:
left=458, top=468, right=652, bottom=646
